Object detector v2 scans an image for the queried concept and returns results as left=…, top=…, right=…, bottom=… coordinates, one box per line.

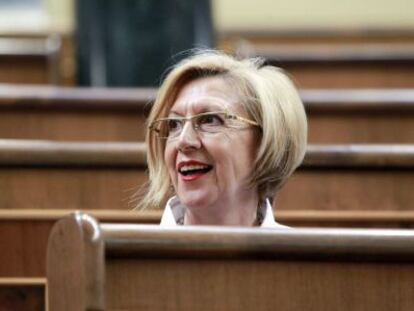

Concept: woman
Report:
left=140, top=50, right=307, bottom=227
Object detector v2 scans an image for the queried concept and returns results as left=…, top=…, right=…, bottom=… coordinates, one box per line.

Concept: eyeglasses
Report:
left=149, top=111, right=260, bottom=140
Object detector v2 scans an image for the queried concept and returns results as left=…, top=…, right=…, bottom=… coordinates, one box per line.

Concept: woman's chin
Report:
left=177, top=190, right=217, bottom=210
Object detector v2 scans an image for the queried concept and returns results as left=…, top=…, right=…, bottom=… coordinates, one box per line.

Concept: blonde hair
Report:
left=138, top=50, right=307, bottom=209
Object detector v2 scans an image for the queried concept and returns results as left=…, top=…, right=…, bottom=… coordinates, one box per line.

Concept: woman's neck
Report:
left=183, top=193, right=259, bottom=226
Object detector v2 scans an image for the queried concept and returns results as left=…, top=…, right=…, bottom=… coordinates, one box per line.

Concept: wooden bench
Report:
left=0, top=209, right=158, bottom=278
left=1, top=85, right=414, bottom=143
left=0, top=278, right=45, bottom=311
left=3, top=208, right=414, bottom=278
left=303, top=89, right=414, bottom=143
left=1, top=139, right=413, bottom=211
left=238, top=42, right=414, bottom=88
left=0, top=85, right=155, bottom=142
left=47, top=212, right=414, bottom=310
left=219, top=30, right=414, bottom=88
left=218, top=29, right=414, bottom=50
left=0, top=36, right=61, bottom=85
left=279, top=144, right=414, bottom=211
left=0, top=139, right=147, bottom=210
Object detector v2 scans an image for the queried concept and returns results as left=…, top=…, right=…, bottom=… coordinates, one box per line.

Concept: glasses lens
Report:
left=166, top=119, right=182, bottom=137
left=152, top=113, right=232, bottom=139
left=196, top=113, right=226, bottom=133
left=153, top=118, right=182, bottom=139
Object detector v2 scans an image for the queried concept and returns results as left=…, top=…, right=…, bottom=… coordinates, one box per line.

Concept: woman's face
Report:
left=164, top=76, right=259, bottom=211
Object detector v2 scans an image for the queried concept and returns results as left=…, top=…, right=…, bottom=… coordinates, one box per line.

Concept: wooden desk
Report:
left=3, top=208, right=414, bottom=278
left=47, top=213, right=414, bottom=310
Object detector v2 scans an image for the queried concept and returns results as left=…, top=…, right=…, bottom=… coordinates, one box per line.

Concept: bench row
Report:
left=2, top=208, right=414, bottom=278
left=1, top=140, right=413, bottom=211
left=47, top=213, right=414, bottom=310
left=3, top=35, right=414, bottom=88
left=1, top=85, right=414, bottom=143
left=222, top=31, right=414, bottom=88
left=4, top=212, right=414, bottom=310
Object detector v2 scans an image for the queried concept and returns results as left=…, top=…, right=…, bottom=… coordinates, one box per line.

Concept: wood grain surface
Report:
left=0, top=278, right=45, bottom=311
left=1, top=86, right=414, bottom=142
left=3, top=208, right=414, bottom=278
left=47, top=214, right=414, bottom=311
left=0, top=141, right=413, bottom=211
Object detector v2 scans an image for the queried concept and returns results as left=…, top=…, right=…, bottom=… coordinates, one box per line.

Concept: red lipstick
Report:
left=177, top=160, right=212, bottom=182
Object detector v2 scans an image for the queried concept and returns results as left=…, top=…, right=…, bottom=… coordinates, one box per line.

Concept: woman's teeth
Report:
left=179, top=165, right=212, bottom=175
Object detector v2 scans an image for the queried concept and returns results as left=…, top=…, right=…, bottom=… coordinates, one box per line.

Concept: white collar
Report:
left=160, top=196, right=289, bottom=229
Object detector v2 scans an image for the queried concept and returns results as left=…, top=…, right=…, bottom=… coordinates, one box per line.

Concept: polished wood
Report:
left=0, top=278, right=45, bottom=311
left=220, top=30, right=414, bottom=88
left=304, top=89, right=414, bottom=143
left=0, top=209, right=160, bottom=222
left=304, top=144, right=414, bottom=167
left=5, top=209, right=414, bottom=226
left=0, top=168, right=144, bottom=210
left=3, top=208, right=414, bottom=278
left=0, top=55, right=50, bottom=84
left=47, top=213, right=414, bottom=310
left=279, top=169, right=414, bottom=211
left=240, top=43, right=414, bottom=63
left=0, top=84, right=156, bottom=107
left=0, top=139, right=146, bottom=167
left=47, top=213, right=104, bottom=311
left=3, top=140, right=414, bottom=168
left=219, top=29, right=414, bottom=46
left=0, top=37, right=61, bottom=85
left=0, top=140, right=147, bottom=210
left=1, top=85, right=414, bottom=143
left=0, top=32, right=77, bottom=86
left=0, top=85, right=155, bottom=142
left=0, top=140, right=413, bottom=211
left=0, top=218, right=53, bottom=278
left=0, top=210, right=158, bottom=278
left=240, top=43, right=414, bottom=88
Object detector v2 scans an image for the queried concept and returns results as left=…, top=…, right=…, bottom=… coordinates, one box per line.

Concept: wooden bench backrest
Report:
left=1, top=86, right=414, bottom=143
left=0, top=36, right=61, bottom=85
left=234, top=40, right=414, bottom=88
left=47, top=212, right=414, bottom=311
left=1, top=140, right=414, bottom=211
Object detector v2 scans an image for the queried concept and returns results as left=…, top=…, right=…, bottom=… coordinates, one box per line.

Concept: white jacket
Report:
left=160, top=196, right=289, bottom=228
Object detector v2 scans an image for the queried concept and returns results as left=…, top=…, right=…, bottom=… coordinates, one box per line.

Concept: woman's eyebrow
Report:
left=167, top=110, right=183, bottom=117
left=192, top=102, right=228, bottom=112
left=202, top=100, right=226, bottom=109
left=168, top=103, right=226, bottom=116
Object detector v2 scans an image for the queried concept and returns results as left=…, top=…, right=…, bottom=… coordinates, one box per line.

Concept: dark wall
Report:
left=75, top=0, right=214, bottom=87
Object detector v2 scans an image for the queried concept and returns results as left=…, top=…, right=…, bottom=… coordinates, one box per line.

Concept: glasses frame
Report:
left=149, top=110, right=260, bottom=140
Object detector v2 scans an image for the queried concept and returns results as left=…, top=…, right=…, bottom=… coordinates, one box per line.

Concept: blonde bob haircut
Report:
left=139, top=50, right=307, bottom=210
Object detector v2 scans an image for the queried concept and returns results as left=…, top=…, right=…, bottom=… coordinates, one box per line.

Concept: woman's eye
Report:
left=198, top=114, right=224, bottom=126
left=167, top=119, right=181, bottom=131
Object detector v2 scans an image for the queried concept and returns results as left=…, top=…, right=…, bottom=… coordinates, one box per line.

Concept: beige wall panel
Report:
left=213, top=0, right=414, bottom=31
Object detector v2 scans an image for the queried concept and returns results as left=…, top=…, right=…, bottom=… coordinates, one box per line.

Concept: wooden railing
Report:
left=47, top=212, right=414, bottom=310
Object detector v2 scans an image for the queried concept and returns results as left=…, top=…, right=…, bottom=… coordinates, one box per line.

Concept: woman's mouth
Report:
left=178, top=163, right=213, bottom=181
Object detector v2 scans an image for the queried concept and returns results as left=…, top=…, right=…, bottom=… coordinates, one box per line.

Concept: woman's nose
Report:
left=176, top=121, right=201, bottom=151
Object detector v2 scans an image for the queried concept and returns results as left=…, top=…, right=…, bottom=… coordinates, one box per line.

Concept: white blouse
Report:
left=160, top=196, right=289, bottom=228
